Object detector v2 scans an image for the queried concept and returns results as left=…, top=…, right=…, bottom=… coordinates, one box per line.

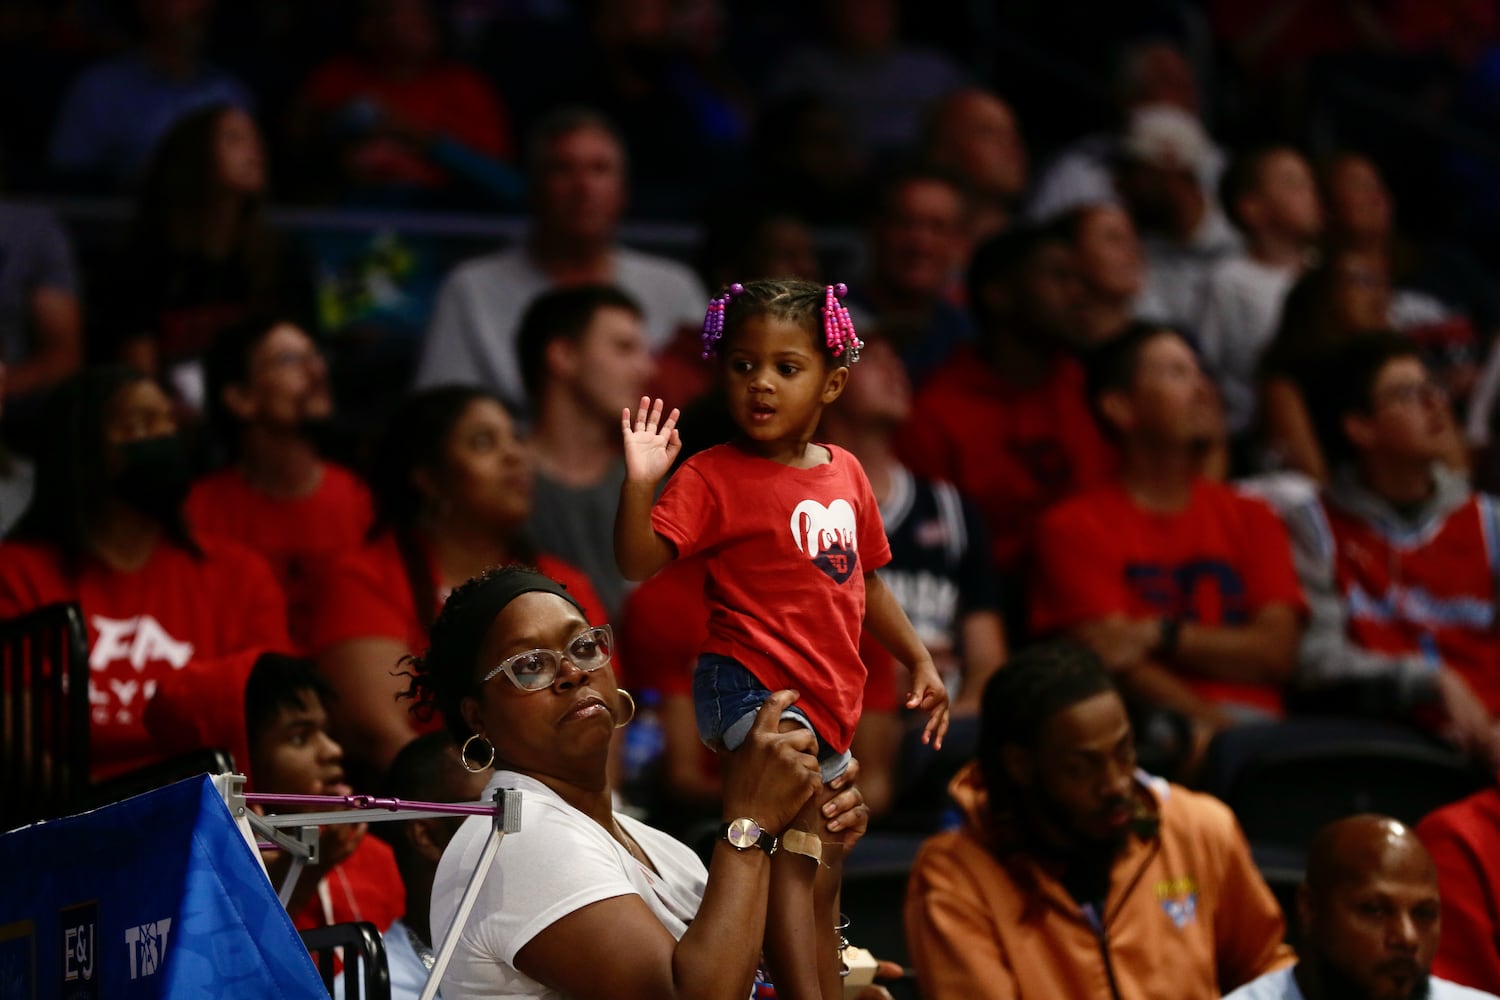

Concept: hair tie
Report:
left=701, top=282, right=746, bottom=359
left=823, top=283, right=862, bottom=363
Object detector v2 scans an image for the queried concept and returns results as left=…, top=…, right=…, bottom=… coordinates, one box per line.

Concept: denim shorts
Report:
left=692, top=653, right=851, bottom=783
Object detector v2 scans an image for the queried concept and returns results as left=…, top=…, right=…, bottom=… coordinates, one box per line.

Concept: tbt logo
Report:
left=124, top=918, right=172, bottom=981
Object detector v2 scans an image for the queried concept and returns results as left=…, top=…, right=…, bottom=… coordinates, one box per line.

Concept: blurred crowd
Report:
left=6, top=0, right=1500, bottom=995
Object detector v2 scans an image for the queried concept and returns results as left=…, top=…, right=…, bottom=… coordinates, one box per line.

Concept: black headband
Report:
left=440, top=568, right=588, bottom=679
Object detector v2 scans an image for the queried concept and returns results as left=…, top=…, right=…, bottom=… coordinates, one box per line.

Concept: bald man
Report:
left=923, top=89, right=1029, bottom=243
left=1224, top=815, right=1499, bottom=1000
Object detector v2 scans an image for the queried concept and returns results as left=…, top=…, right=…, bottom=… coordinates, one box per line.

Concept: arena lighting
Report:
left=222, top=776, right=524, bottom=1000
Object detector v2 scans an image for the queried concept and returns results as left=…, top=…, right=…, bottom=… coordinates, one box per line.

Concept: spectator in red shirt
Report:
left=289, top=0, right=517, bottom=205
left=1029, top=323, right=1305, bottom=769
left=0, top=366, right=288, bottom=780
left=187, top=314, right=373, bottom=649
left=244, top=652, right=404, bottom=935
left=308, top=385, right=604, bottom=780
left=1417, top=784, right=1500, bottom=995
left=1268, top=332, right=1500, bottom=768
left=896, top=223, right=1114, bottom=635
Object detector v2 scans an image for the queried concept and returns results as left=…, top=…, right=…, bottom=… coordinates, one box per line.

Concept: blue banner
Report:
left=0, top=775, right=327, bottom=999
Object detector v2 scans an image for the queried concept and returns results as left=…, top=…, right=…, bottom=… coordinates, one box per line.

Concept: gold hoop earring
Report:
left=614, top=689, right=637, bottom=729
left=460, top=732, right=496, bottom=773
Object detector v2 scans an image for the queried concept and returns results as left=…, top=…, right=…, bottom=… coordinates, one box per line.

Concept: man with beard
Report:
left=187, top=315, right=372, bottom=650
left=1225, top=815, right=1498, bottom=1000
left=0, top=366, right=288, bottom=781
left=905, top=640, right=1292, bottom=999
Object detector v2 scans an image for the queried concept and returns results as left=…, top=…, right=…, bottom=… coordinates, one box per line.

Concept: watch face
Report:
left=727, top=817, right=762, bottom=849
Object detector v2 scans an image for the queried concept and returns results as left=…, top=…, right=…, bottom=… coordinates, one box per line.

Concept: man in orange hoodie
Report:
left=905, top=640, right=1293, bottom=999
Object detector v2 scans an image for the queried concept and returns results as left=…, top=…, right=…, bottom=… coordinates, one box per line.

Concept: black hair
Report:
left=1304, top=330, right=1422, bottom=466
left=244, top=652, right=336, bottom=747
left=1218, top=144, right=1297, bottom=234
left=201, top=311, right=291, bottom=451
left=1084, top=319, right=1188, bottom=409
left=9, top=366, right=199, bottom=559
left=977, top=640, right=1118, bottom=802
left=367, top=384, right=519, bottom=536
left=1258, top=249, right=1385, bottom=384
left=966, top=221, right=1073, bottom=329
left=515, top=285, right=643, bottom=401
left=383, top=730, right=467, bottom=801
left=716, top=277, right=853, bottom=369
left=399, top=563, right=564, bottom=745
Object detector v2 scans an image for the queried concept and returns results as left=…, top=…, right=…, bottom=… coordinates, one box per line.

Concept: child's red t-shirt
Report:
left=651, top=443, right=891, bottom=752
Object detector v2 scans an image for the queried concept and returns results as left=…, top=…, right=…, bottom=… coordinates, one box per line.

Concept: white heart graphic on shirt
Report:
left=789, top=499, right=858, bottom=558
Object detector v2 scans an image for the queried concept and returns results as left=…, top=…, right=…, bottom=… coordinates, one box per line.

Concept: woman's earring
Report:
left=460, top=732, right=496, bottom=773
left=615, top=689, right=637, bottom=729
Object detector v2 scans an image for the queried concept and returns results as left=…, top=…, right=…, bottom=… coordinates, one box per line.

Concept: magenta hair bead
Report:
left=729, top=282, right=745, bottom=296
left=833, top=282, right=848, bottom=298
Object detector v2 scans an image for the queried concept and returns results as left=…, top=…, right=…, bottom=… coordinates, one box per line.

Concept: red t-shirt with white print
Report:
left=651, top=443, right=891, bottom=752
left=0, top=536, right=289, bottom=780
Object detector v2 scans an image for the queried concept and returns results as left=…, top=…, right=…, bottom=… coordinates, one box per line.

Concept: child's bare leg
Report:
left=764, top=720, right=841, bottom=1000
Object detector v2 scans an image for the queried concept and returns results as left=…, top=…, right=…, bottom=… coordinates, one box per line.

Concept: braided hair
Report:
left=700, top=278, right=862, bottom=366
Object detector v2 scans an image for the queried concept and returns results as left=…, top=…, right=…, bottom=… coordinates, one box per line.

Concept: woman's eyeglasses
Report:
left=479, top=626, right=614, bottom=691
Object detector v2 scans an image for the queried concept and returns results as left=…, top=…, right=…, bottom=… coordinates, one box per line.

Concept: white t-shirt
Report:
left=429, top=771, right=709, bottom=1000
left=1196, top=255, right=1298, bottom=434
left=1223, top=965, right=1499, bottom=1000
left=415, top=244, right=706, bottom=408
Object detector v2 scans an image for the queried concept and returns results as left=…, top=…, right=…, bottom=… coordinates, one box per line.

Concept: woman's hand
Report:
left=718, top=690, right=821, bottom=835
left=822, top=756, right=871, bottom=852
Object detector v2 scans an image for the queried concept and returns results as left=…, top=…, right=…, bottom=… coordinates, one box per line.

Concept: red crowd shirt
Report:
left=651, top=443, right=891, bottom=752
left=895, top=347, right=1115, bottom=575
left=289, top=833, right=405, bottom=935
left=307, top=531, right=611, bottom=702
left=0, top=536, right=290, bottom=779
left=302, top=55, right=513, bottom=188
left=1030, top=479, right=1306, bottom=714
left=1416, top=785, right=1500, bottom=996
left=1326, top=493, right=1500, bottom=715
left=185, top=463, right=374, bottom=651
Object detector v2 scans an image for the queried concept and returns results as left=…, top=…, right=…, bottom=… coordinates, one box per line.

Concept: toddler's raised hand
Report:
left=622, top=396, right=682, bottom=486
left=907, top=659, right=951, bottom=751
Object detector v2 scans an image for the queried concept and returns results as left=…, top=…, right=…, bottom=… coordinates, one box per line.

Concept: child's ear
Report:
left=821, top=364, right=849, bottom=404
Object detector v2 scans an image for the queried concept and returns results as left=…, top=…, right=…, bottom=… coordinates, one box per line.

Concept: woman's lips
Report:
left=562, top=697, right=609, bottom=723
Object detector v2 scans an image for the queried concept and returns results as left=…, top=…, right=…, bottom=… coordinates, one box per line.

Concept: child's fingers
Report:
left=662, top=407, right=680, bottom=433
left=922, top=706, right=950, bottom=750
left=633, top=396, right=650, bottom=431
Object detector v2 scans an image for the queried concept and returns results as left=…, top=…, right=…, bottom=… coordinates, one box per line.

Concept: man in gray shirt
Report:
left=415, top=107, right=704, bottom=410
left=516, top=284, right=656, bottom=619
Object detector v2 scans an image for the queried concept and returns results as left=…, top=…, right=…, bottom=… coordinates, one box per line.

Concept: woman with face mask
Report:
left=0, top=366, right=291, bottom=782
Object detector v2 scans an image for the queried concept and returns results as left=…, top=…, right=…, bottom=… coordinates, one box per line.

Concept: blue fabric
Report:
left=692, top=653, right=851, bottom=782
left=0, top=774, right=326, bottom=999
